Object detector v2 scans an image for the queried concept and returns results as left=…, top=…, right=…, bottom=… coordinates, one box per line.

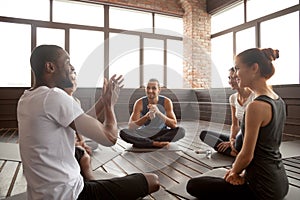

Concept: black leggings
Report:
left=186, top=176, right=256, bottom=200
left=200, top=130, right=243, bottom=156
left=120, top=127, right=185, bottom=148
left=77, top=173, right=148, bottom=200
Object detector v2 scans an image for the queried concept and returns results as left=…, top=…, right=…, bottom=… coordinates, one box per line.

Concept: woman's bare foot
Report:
left=152, top=141, right=169, bottom=148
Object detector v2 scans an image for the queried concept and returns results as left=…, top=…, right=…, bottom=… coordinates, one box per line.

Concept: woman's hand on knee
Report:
left=217, top=141, right=230, bottom=152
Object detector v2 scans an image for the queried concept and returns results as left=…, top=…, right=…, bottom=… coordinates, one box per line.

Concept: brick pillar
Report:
left=180, top=0, right=211, bottom=88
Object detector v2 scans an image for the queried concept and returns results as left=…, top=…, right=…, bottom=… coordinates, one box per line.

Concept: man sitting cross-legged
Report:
left=120, top=78, right=185, bottom=148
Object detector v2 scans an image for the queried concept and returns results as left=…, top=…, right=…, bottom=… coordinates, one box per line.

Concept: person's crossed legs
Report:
left=120, top=127, right=185, bottom=148
left=77, top=173, right=160, bottom=200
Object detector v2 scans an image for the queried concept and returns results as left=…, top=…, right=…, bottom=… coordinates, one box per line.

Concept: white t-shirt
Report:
left=17, top=86, right=84, bottom=200
left=229, top=92, right=255, bottom=122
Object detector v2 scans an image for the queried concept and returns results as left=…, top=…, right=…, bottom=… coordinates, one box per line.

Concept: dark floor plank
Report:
left=0, top=129, right=10, bottom=143
left=6, top=129, right=19, bottom=144
left=176, top=152, right=212, bottom=174
left=115, top=155, right=182, bottom=198
left=0, top=160, right=4, bottom=171
left=286, top=170, right=300, bottom=181
left=153, top=151, right=206, bottom=177
left=158, top=165, right=190, bottom=185
left=154, top=170, right=182, bottom=190
left=116, top=138, right=132, bottom=150
left=1, top=122, right=300, bottom=199
left=122, top=152, right=160, bottom=172
left=286, top=157, right=300, bottom=165
left=7, top=162, right=23, bottom=197
left=102, top=160, right=127, bottom=177
left=284, top=159, right=300, bottom=169
left=294, top=157, right=300, bottom=161
left=0, top=128, right=18, bottom=143
left=121, top=151, right=192, bottom=191
left=287, top=176, right=300, bottom=188
left=151, top=188, right=179, bottom=200
left=284, top=164, right=300, bottom=174
left=0, top=161, right=19, bottom=198
left=134, top=152, right=198, bottom=181
left=112, top=155, right=143, bottom=174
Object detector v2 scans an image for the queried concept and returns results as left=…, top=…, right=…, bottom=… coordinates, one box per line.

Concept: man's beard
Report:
left=148, top=94, right=156, bottom=99
left=57, top=77, right=73, bottom=89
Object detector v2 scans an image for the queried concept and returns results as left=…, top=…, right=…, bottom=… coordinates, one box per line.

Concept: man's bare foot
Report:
left=152, top=141, right=170, bottom=148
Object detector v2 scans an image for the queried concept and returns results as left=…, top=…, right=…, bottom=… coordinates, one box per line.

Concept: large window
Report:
left=53, top=0, right=104, bottom=27
left=0, top=0, right=49, bottom=21
left=211, top=1, right=299, bottom=86
left=211, top=2, right=244, bottom=34
left=0, top=0, right=183, bottom=88
left=167, top=39, right=184, bottom=88
left=70, top=29, right=104, bottom=87
left=109, top=33, right=140, bottom=88
left=260, top=12, right=299, bottom=85
left=109, top=7, right=152, bottom=32
left=235, top=27, right=255, bottom=54
left=144, top=38, right=164, bottom=86
left=247, top=0, right=299, bottom=21
left=0, top=22, right=31, bottom=87
left=155, top=14, right=183, bottom=37
left=36, top=27, right=65, bottom=47
left=211, top=33, right=233, bottom=88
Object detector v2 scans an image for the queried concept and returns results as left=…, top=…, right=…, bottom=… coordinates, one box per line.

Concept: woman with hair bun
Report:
left=186, top=48, right=289, bottom=200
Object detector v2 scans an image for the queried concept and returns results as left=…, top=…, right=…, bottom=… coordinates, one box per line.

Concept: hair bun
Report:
left=262, top=48, right=279, bottom=61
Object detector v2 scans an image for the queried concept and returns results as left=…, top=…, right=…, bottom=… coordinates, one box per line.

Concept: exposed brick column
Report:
left=180, top=0, right=211, bottom=88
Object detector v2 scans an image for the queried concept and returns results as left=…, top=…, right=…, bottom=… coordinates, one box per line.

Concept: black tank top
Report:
left=140, top=95, right=167, bottom=129
left=242, top=95, right=289, bottom=199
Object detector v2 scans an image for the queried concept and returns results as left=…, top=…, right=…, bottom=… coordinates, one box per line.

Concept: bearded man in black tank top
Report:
left=120, top=78, right=185, bottom=148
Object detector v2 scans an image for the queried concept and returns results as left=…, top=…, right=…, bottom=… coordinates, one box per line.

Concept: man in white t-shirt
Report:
left=17, top=45, right=160, bottom=199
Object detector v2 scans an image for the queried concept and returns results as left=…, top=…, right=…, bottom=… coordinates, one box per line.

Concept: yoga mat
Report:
left=183, top=150, right=234, bottom=169
left=166, top=168, right=227, bottom=199
left=280, top=140, right=300, bottom=159
left=0, top=142, right=21, bottom=162
left=91, top=147, right=121, bottom=170
left=125, top=143, right=183, bottom=152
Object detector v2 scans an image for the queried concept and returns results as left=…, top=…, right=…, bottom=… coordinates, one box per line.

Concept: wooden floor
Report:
left=0, top=120, right=300, bottom=199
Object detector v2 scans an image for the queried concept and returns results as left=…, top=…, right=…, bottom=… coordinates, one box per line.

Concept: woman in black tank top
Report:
left=187, top=48, right=289, bottom=200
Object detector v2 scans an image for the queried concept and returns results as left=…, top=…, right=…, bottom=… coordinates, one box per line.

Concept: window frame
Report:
left=211, top=4, right=299, bottom=86
left=0, top=0, right=183, bottom=88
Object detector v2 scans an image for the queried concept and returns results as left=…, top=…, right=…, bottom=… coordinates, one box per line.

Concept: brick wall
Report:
left=180, top=0, right=211, bottom=88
